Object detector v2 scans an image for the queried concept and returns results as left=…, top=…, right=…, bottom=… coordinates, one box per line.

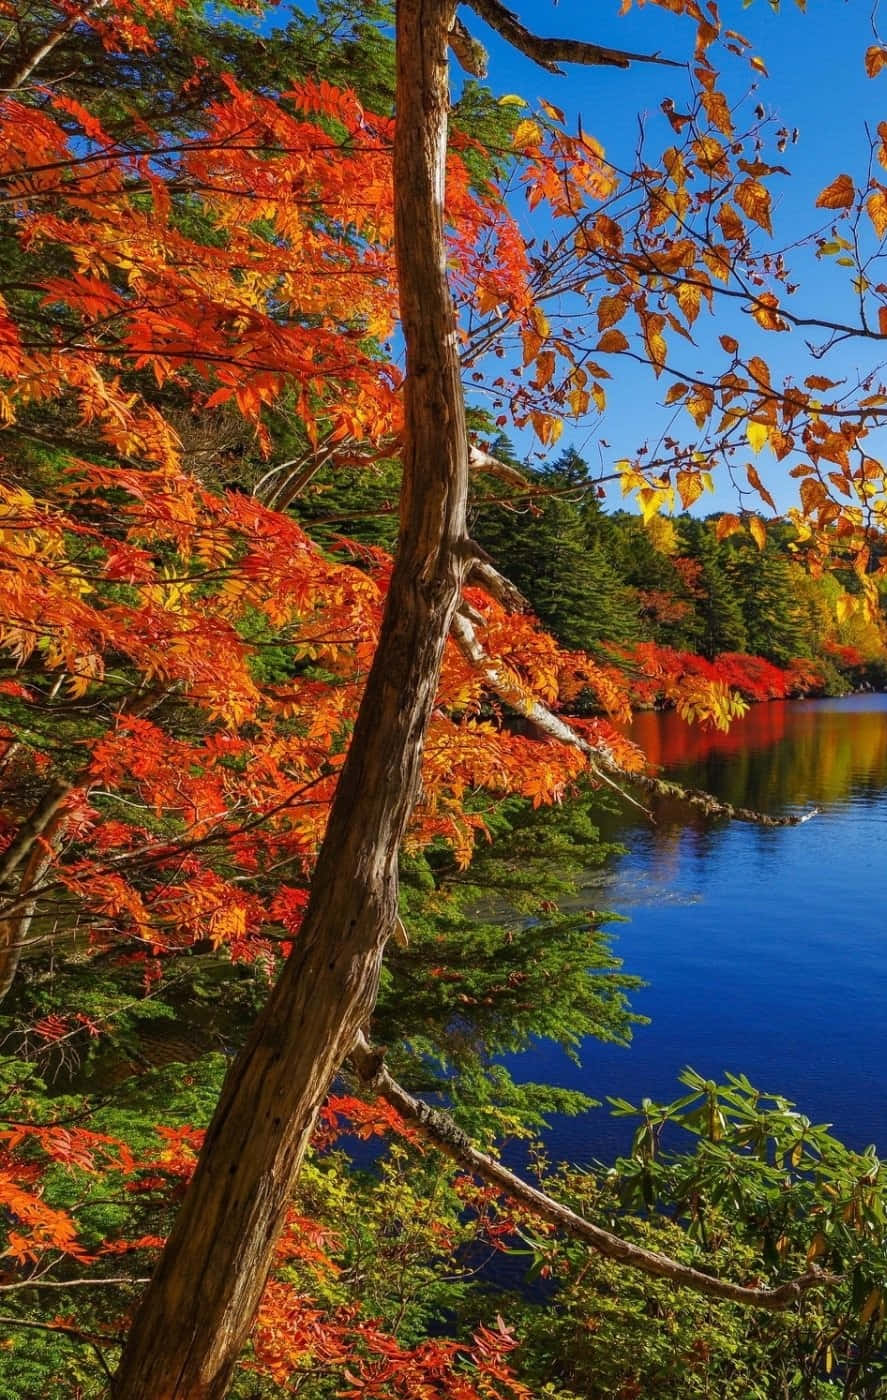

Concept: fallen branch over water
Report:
left=349, top=1032, right=836, bottom=1312
left=453, top=574, right=820, bottom=830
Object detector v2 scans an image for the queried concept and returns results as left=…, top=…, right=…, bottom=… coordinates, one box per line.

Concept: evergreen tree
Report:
left=678, top=518, right=748, bottom=659
left=724, top=534, right=808, bottom=665
left=473, top=445, right=641, bottom=651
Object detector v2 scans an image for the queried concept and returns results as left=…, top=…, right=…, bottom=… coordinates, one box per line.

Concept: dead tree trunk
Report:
left=113, top=3, right=467, bottom=1395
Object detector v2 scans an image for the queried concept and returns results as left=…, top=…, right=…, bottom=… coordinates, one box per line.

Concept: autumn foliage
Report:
left=1, top=0, right=887, bottom=1391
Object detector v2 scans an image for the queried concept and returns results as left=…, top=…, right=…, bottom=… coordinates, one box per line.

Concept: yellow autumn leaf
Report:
left=538, top=97, right=565, bottom=123
left=716, top=513, right=741, bottom=540
left=530, top=304, right=550, bottom=337
left=746, top=462, right=776, bottom=511
left=597, top=293, right=628, bottom=330
left=815, top=173, right=855, bottom=210
left=799, top=476, right=827, bottom=513
left=748, top=514, right=766, bottom=551
left=735, top=178, right=773, bottom=235
left=512, top=119, right=543, bottom=152
left=746, top=419, right=768, bottom=453
left=636, top=487, right=670, bottom=524
left=522, top=327, right=543, bottom=366
left=867, top=188, right=887, bottom=240
left=752, top=293, right=786, bottom=332
left=676, top=469, right=704, bottom=509
left=532, top=349, right=556, bottom=389
left=596, top=328, right=629, bottom=353
left=529, top=411, right=563, bottom=446
left=677, top=281, right=701, bottom=324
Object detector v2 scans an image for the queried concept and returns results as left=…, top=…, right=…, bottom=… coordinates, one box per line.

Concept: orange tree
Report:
left=0, top=0, right=886, bottom=1394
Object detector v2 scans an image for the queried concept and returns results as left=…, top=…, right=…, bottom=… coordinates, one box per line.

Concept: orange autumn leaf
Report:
left=865, top=44, right=887, bottom=77
left=815, top=173, right=855, bottom=210
left=869, top=188, right=887, bottom=239
left=734, top=179, right=772, bottom=235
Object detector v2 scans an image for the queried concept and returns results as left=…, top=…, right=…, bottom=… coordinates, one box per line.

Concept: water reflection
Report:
left=525, top=695, right=887, bottom=1164
left=630, top=694, right=887, bottom=820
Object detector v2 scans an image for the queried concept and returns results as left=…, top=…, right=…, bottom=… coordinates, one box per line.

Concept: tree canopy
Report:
left=0, top=0, right=887, bottom=1396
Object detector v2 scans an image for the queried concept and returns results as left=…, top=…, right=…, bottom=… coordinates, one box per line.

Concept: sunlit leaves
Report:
left=746, top=420, right=768, bottom=453
left=734, top=178, right=773, bottom=234
left=816, top=173, right=856, bottom=209
left=867, top=188, right=887, bottom=239
left=865, top=45, right=887, bottom=77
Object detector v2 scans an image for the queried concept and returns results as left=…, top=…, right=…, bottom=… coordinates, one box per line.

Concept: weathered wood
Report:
left=349, top=1033, right=837, bottom=1311
left=464, top=0, right=681, bottom=74
left=112, top=3, right=469, bottom=1395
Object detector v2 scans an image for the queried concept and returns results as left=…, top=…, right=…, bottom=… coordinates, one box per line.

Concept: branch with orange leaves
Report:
left=452, top=565, right=819, bottom=829
left=349, top=1032, right=836, bottom=1312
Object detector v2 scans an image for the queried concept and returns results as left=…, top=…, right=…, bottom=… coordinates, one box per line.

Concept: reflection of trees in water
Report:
left=628, top=701, right=887, bottom=817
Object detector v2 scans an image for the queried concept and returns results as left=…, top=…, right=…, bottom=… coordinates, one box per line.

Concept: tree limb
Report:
left=0, top=779, right=71, bottom=888
left=0, top=1275, right=150, bottom=1291
left=450, top=607, right=818, bottom=828
left=462, top=0, right=682, bottom=74
left=449, top=15, right=488, bottom=76
left=468, top=444, right=532, bottom=494
left=349, top=1032, right=834, bottom=1311
left=1, top=0, right=108, bottom=91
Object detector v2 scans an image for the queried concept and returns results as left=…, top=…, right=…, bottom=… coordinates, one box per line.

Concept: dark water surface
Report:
left=520, top=694, right=887, bottom=1165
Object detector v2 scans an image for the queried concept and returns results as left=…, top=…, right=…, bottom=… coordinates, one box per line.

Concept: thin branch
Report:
left=1, top=0, right=107, bottom=91
left=450, top=605, right=818, bottom=829
left=0, top=778, right=70, bottom=887
left=349, top=1033, right=835, bottom=1312
left=463, top=0, right=682, bottom=74
left=468, top=443, right=531, bottom=493
left=0, top=1274, right=150, bottom=1291
left=0, top=1313, right=117, bottom=1341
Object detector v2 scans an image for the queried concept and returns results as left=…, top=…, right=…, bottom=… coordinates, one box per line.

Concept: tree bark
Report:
left=112, top=3, right=467, bottom=1396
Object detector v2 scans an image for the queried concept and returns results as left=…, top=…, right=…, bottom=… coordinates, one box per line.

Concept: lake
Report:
left=520, top=693, right=887, bottom=1166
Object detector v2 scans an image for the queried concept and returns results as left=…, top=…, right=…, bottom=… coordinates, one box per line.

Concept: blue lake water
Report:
left=519, top=693, right=887, bottom=1166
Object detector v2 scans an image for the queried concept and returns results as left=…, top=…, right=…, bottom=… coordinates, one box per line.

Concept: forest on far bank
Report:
left=300, top=436, right=887, bottom=712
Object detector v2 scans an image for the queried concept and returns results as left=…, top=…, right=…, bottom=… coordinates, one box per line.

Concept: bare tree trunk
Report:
left=113, top=3, right=467, bottom=1396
